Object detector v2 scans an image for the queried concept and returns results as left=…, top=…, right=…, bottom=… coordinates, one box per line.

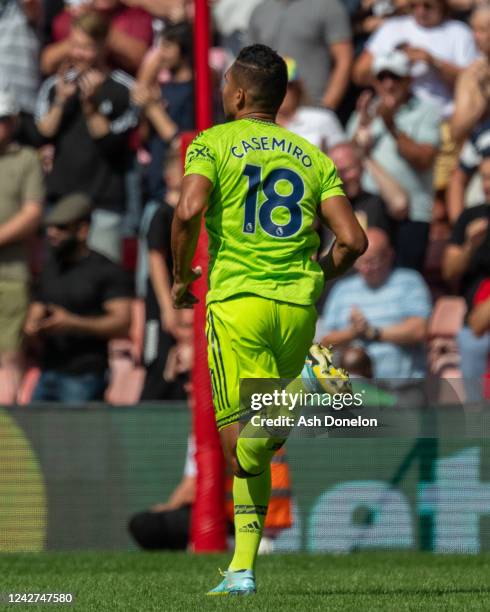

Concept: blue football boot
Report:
left=206, top=569, right=256, bottom=596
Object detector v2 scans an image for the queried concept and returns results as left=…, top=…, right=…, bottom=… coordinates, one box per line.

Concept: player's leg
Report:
left=218, top=421, right=273, bottom=570
left=206, top=296, right=279, bottom=595
left=221, top=302, right=318, bottom=580
left=235, top=301, right=318, bottom=454
left=273, top=301, right=318, bottom=380
left=215, top=300, right=321, bottom=474
left=206, top=297, right=349, bottom=594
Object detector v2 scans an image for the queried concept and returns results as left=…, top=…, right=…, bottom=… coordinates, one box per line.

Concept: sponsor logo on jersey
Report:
left=188, top=145, right=215, bottom=163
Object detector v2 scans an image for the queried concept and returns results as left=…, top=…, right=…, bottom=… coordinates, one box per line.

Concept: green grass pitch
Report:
left=0, top=552, right=489, bottom=611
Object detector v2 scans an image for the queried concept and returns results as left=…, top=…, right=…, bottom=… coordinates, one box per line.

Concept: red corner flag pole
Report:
left=189, top=0, right=227, bottom=552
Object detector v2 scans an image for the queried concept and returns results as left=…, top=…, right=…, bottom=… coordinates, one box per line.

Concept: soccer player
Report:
left=171, top=44, right=367, bottom=595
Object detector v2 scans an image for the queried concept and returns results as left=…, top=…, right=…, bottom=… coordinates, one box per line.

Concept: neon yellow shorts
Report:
left=206, top=294, right=317, bottom=430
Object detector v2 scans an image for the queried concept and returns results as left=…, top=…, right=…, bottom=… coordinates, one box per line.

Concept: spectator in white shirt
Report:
left=354, top=0, right=475, bottom=220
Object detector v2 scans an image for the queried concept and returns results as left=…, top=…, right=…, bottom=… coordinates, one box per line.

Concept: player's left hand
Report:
left=172, top=267, right=202, bottom=309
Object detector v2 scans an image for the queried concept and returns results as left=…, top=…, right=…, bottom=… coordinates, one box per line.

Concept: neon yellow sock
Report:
left=229, top=465, right=271, bottom=572
left=229, top=376, right=310, bottom=571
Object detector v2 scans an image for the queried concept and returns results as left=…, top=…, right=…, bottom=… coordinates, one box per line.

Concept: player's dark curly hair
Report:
left=233, top=45, right=288, bottom=114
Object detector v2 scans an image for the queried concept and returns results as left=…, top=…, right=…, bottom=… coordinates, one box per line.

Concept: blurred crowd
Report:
left=0, top=0, right=489, bottom=406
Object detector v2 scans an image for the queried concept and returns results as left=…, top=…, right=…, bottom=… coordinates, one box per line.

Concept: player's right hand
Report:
left=172, top=267, right=202, bottom=309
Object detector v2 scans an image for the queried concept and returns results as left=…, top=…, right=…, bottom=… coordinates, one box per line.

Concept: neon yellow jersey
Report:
left=184, top=118, right=345, bottom=306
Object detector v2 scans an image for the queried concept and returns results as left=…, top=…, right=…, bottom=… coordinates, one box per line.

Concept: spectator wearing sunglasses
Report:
left=348, top=51, right=441, bottom=271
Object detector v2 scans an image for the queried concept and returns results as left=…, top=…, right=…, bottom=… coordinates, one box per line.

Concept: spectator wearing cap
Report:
left=248, top=0, right=353, bottom=110
left=0, top=90, right=44, bottom=402
left=24, top=193, right=132, bottom=404
left=348, top=51, right=441, bottom=271
left=276, top=57, right=346, bottom=153
left=353, top=0, right=477, bottom=213
left=35, top=11, right=137, bottom=263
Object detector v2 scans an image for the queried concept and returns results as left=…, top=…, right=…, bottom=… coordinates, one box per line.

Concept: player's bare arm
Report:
left=171, top=173, right=212, bottom=308
left=318, top=194, right=368, bottom=280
